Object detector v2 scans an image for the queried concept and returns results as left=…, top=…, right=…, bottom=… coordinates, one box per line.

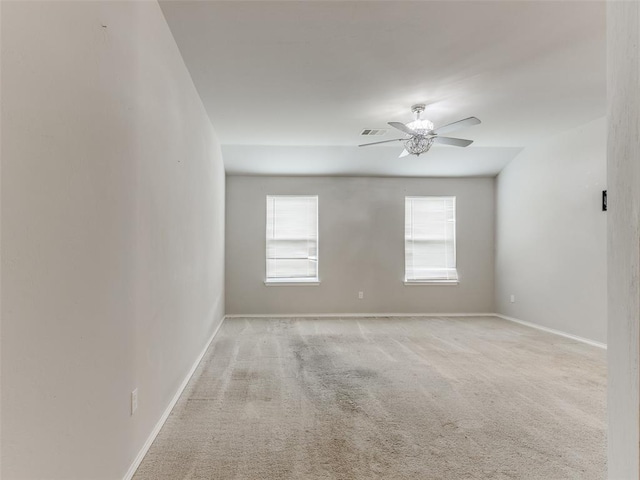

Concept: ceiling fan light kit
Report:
left=404, top=135, right=435, bottom=156
left=358, top=104, right=481, bottom=158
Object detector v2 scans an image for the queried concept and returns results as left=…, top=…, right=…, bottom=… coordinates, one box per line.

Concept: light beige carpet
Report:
left=133, top=316, right=606, bottom=479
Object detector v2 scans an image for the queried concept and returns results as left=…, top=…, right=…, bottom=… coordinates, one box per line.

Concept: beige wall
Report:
left=1, top=2, right=225, bottom=479
left=607, top=2, right=640, bottom=477
left=495, top=117, right=607, bottom=344
left=226, top=176, right=494, bottom=315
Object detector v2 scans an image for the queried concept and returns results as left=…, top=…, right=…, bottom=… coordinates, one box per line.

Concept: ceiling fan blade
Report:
left=388, top=122, right=418, bottom=136
left=399, top=149, right=410, bottom=158
left=432, top=117, right=481, bottom=135
left=358, top=138, right=405, bottom=147
left=433, top=136, right=473, bottom=147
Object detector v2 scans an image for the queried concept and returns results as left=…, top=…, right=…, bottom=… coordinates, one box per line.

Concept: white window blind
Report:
left=266, top=195, right=318, bottom=281
left=405, top=196, right=458, bottom=282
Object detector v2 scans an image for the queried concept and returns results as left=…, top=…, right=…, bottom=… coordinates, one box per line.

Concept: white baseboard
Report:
left=224, top=312, right=495, bottom=318
left=123, top=316, right=226, bottom=480
left=494, top=313, right=607, bottom=349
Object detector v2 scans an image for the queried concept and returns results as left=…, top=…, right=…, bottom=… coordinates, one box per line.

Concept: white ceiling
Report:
left=160, top=1, right=606, bottom=177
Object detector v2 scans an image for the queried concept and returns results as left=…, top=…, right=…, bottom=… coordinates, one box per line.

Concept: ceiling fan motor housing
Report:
left=407, top=104, right=434, bottom=134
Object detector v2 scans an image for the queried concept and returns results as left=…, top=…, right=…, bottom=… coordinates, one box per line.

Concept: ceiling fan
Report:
left=359, top=104, right=481, bottom=158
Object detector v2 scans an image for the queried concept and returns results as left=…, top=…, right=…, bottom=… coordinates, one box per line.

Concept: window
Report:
left=266, top=195, right=319, bottom=284
left=405, top=196, right=458, bottom=283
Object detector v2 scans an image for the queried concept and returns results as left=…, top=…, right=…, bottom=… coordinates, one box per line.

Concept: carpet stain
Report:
left=133, top=316, right=606, bottom=480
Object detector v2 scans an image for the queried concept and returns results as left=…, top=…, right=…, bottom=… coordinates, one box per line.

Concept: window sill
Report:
left=404, top=280, right=459, bottom=286
left=265, top=279, right=320, bottom=286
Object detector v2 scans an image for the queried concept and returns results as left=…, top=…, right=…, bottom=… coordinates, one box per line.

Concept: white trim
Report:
left=494, top=313, right=607, bottom=349
left=225, top=313, right=495, bottom=318
left=123, top=316, right=226, bottom=480
left=404, top=280, right=459, bottom=286
left=264, top=279, right=320, bottom=286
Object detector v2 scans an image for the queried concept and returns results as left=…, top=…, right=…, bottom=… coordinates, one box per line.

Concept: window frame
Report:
left=404, top=195, right=459, bottom=286
left=264, top=194, right=320, bottom=286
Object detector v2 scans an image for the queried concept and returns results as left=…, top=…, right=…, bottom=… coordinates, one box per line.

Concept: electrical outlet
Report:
left=131, top=388, right=138, bottom=415
left=358, top=291, right=364, bottom=299
left=510, top=294, right=516, bottom=303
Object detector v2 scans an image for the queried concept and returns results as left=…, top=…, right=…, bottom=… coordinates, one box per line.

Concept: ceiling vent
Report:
left=360, top=128, right=388, bottom=136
